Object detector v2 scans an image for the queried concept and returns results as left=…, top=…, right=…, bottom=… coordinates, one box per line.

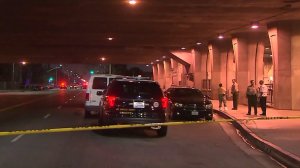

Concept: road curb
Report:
left=214, top=110, right=300, bottom=168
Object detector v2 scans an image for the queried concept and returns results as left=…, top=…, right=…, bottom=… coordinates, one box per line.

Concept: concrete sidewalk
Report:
left=0, top=89, right=60, bottom=95
left=212, top=100, right=300, bottom=168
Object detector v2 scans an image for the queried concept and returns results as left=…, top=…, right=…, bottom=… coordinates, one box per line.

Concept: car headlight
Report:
left=174, top=103, right=183, bottom=107
left=205, top=104, right=213, bottom=109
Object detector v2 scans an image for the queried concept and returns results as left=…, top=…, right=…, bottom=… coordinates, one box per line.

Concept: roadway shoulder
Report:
left=214, top=109, right=300, bottom=168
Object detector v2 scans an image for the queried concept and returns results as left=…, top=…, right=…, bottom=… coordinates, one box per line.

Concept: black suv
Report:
left=164, top=87, right=213, bottom=121
left=98, top=79, right=168, bottom=137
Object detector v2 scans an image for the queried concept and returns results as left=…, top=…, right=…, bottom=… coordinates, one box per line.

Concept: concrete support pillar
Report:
left=232, top=37, right=250, bottom=105
left=178, top=63, right=185, bottom=86
left=226, top=50, right=235, bottom=95
left=268, top=26, right=292, bottom=109
left=152, top=64, right=158, bottom=81
left=291, top=23, right=300, bottom=110
left=163, top=60, right=172, bottom=89
left=208, top=44, right=222, bottom=99
left=193, top=49, right=208, bottom=90
left=232, top=35, right=265, bottom=105
left=171, top=59, right=179, bottom=85
left=157, top=62, right=165, bottom=90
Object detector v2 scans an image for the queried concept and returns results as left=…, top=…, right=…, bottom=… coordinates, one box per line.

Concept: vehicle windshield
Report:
left=107, top=81, right=163, bottom=99
left=171, top=88, right=203, bottom=97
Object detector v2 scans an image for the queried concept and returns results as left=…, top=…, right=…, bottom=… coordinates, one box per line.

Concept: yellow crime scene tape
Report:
left=1, top=116, right=300, bottom=137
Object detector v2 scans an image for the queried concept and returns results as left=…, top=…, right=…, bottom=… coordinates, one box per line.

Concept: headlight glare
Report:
left=174, top=103, right=183, bottom=107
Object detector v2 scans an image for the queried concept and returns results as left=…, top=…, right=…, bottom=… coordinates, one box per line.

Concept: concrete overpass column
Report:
left=226, top=50, right=235, bottom=95
left=193, top=49, right=208, bottom=90
left=232, top=37, right=249, bottom=105
left=291, top=23, right=300, bottom=110
left=178, top=63, right=185, bottom=86
left=208, top=44, right=222, bottom=99
left=232, top=34, right=265, bottom=105
left=171, top=59, right=179, bottom=85
left=163, top=59, right=172, bottom=89
left=157, top=62, right=166, bottom=90
left=268, top=22, right=300, bottom=110
left=152, top=64, right=158, bottom=81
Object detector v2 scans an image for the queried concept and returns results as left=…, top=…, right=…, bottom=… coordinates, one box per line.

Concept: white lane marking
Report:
left=11, top=134, right=24, bottom=143
left=57, top=106, right=62, bottom=110
left=43, top=113, right=51, bottom=119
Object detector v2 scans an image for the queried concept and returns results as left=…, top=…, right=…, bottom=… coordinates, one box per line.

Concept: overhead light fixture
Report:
left=181, top=47, right=186, bottom=50
left=196, top=42, right=202, bottom=45
left=128, top=0, right=137, bottom=5
left=101, top=57, right=106, bottom=61
left=146, top=64, right=149, bottom=67
left=150, top=62, right=154, bottom=65
left=251, top=22, right=259, bottom=29
left=162, top=56, right=166, bottom=59
left=20, top=61, right=27, bottom=65
left=156, top=59, right=160, bottom=62
left=218, top=34, right=224, bottom=39
left=265, top=47, right=270, bottom=50
left=107, top=37, right=114, bottom=41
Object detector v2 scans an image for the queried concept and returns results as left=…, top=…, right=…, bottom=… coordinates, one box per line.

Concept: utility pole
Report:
left=109, top=64, right=112, bottom=74
left=12, top=63, right=15, bottom=82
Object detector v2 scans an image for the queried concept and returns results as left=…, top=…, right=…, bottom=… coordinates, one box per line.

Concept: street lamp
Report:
left=47, top=65, right=62, bottom=87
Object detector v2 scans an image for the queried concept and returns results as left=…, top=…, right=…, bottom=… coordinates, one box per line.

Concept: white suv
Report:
left=84, top=74, right=123, bottom=118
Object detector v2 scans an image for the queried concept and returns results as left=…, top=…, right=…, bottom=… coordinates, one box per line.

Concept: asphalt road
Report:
left=0, top=89, right=282, bottom=168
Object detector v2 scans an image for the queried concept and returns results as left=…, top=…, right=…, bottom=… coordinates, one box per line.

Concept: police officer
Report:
left=258, top=80, right=268, bottom=116
left=246, top=80, right=257, bottom=115
left=231, top=79, right=239, bottom=110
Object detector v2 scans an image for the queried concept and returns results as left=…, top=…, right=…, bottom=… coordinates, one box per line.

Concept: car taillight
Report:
left=161, top=97, right=168, bottom=109
left=86, top=93, right=89, bottom=101
left=107, top=96, right=117, bottom=108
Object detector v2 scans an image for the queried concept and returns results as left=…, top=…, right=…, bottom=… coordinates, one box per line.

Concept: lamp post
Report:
left=12, top=63, right=15, bottom=82
left=47, top=65, right=62, bottom=87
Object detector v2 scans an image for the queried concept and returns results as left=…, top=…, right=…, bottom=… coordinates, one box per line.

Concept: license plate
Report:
left=133, top=102, right=145, bottom=108
left=191, top=110, right=199, bottom=115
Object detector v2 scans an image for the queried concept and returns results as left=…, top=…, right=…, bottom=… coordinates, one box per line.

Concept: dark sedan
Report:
left=165, top=87, right=213, bottom=121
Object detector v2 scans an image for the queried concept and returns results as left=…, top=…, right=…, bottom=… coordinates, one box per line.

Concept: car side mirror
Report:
left=164, top=91, right=170, bottom=97
left=96, top=91, right=103, bottom=96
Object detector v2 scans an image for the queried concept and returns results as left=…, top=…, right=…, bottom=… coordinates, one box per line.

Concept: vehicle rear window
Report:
left=107, top=81, right=163, bottom=99
left=108, top=77, right=123, bottom=84
left=171, top=88, right=203, bottom=97
left=92, top=77, right=107, bottom=89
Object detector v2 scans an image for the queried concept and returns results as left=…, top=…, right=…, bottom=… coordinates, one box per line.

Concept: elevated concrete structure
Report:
left=152, top=21, right=300, bottom=110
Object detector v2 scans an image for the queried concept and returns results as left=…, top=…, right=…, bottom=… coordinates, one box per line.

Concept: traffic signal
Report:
left=90, top=70, right=94, bottom=74
left=48, top=77, right=54, bottom=82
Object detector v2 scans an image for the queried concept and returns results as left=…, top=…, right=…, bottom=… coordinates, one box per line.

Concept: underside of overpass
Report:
left=1, top=0, right=300, bottom=110
left=0, top=0, right=299, bottom=64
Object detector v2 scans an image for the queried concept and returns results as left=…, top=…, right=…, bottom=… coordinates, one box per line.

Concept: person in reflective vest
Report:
left=258, top=80, right=268, bottom=116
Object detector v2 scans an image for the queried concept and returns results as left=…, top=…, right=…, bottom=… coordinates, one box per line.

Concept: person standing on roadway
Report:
left=231, top=79, right=239, bottom=110
left=246, top=80, right=258, bottom=115
left=218, top=83, right=227, bottom=111
left=258, top=80, right=268, bottom=116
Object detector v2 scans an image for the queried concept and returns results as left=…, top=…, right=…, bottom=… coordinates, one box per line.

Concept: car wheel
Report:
left=84, top=110, right=92, bottom=118
left=171, top=112, right=177, bottom=120
left=156, top=126, right=167, bottom=137
left=98, top=110, right=104, bottom=125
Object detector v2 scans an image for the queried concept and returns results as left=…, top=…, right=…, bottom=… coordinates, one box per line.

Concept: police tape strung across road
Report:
left=1, top=116, right=300, bottom=137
